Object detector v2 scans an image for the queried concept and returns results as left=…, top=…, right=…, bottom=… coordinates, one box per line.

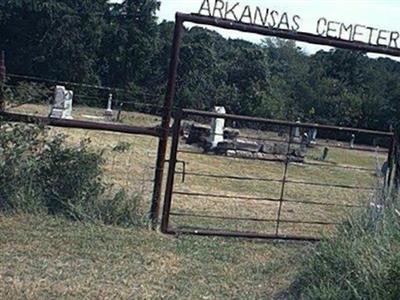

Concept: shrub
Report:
left=0, top=122, right=143, bottom=226
left=289, top=192, right=400, bottom=300
left=93, top=189, right=145, bottom=227
left=0, top=123, right=46, bottom=212
left=35, top=135, right=105, bottom=218
left=112, top=141, right=133, bottom=153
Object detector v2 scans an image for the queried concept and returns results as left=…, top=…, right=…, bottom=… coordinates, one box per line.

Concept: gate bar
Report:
left=169, top=227, right=320, bottom=242
left=275, top=126, right=293, bottom=235
left=0, top=112, right=159, bottom=137
left=161, top=110, right=183, bottom=233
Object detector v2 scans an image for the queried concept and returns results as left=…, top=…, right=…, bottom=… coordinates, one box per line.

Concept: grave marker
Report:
left=293, top=118, right=301, bottom=138
left=350, top=134, right=355, bottom=149
left=210, top=106, right=226, bottom=148
left=300, top=132, right=309, bottom=153
left=50, top=85, right=74, bottom=119
left=309, top=128, right=318, bottom=145
left=105, top=93, right=113, bottom=117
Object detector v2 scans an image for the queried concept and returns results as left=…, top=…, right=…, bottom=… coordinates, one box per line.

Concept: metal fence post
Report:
left=161, top=109, right=183, bottom=233
left=275, top=126, right=293, bottom=237
left=150, top=15, right=184, bottom=227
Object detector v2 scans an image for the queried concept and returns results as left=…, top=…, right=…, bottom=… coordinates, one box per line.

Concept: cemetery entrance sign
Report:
left=151, top=10, right=400, bottom=238
left=198, top=0, right=400, bottom=50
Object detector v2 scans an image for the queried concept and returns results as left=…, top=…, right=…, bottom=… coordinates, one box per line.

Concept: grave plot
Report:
left=161, top=108, right=394, bottom=241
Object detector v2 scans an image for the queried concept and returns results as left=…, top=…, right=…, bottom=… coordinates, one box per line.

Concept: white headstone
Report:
left=53, top=86, right=65, bottom=108
left=350, top=134, right=355, bottom=149
left=309, top=128, right=318, bottom=144
left=105, top=93, right=113, bottom=117
left=210, top=106, right=226, bottom=148
left=62, top=90, right=73, bottom=119
left=294, top=118, right=301, bottom=138
left=50, top=85, right=73, bottom=119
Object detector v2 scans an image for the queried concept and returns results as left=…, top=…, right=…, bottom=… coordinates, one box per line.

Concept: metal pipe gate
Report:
left=161, top=109, right=395, bottom=241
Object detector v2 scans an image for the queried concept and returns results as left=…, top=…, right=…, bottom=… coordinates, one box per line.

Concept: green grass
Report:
left=0, top=214, right=304, bottom=299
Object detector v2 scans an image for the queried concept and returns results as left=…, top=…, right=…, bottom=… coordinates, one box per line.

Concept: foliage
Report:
left=0, top=122, right=142, bottom=226
left=112, top=141, right=133, bottom=153
left=3, top=81, right=52, bottom=108
left=288, top=193, right=400, bottom=300
left=1, top=1, right=400, bottom=131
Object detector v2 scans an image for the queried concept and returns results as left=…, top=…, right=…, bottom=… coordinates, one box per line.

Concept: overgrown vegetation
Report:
left=288, top=192, right=400, bottom=299
left=3, top=81, right=51, bottom=109
left=0, top=122, right=143, bottom=226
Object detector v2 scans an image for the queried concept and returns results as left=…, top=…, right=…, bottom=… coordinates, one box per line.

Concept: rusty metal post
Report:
left=150, top=15, right=184, bottom=227
left=0, top=50, right=6, bottom=112
left=386, top=135, right=395, bottom=189
left=161, top=110, right=183, bottom=233
left=389, top=137, right=400, bottom=193
left=275, top=126, right=293, bottom=236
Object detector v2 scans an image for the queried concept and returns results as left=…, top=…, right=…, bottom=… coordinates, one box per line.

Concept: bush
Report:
left=289, top=192, right=400, bottom=300
left=0, top=122, right=143, bottom=226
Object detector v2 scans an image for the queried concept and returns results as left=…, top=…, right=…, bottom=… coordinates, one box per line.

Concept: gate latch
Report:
left=176, top=160, right=186, bottom=183
left=165, top=160, right=187, bottom=183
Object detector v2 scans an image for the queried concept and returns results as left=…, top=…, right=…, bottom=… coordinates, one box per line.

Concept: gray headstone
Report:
left=293, top=118, right=301, bottom=138
left=223, top=128, right=240, bottom=140
left=235, top=139, right=262, bottom=153
left=261, top=143, right=275, bottom=154
left=300, top=132, right=309, bottom=152
left=187, top=124, right=211, bottom=145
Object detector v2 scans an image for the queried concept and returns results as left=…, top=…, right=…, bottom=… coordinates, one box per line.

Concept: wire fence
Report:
left=0, top=73, right=165, bottom=220
left=1, top=74, right=169, bottom=134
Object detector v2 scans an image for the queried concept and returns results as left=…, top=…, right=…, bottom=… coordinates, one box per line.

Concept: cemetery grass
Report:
left=0, top=213, right=304, bottom=299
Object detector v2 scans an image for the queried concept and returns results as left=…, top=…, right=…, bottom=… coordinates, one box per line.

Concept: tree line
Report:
left=1, top=0, right=399, bottom=131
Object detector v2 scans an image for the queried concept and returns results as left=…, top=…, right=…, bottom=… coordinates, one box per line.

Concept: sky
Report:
left=155, top=0, right=399, bottom=59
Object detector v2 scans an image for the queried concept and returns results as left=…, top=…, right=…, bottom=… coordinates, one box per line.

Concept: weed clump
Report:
left=289, top=192, right=400, bottom=300
left=0, top=122, right=143, bottom=227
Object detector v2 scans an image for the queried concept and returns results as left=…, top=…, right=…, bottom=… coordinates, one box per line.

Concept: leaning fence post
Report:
left=150, top=15, right=184, bottom=228
left=0, top=50, right=6, bottom=112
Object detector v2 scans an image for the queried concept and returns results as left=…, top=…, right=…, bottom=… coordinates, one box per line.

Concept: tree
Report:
left=0, top=0, right=108, bottom=83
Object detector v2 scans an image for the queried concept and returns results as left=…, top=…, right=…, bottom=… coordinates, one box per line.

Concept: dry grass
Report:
left=0, top=214, right=303, bottom=299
